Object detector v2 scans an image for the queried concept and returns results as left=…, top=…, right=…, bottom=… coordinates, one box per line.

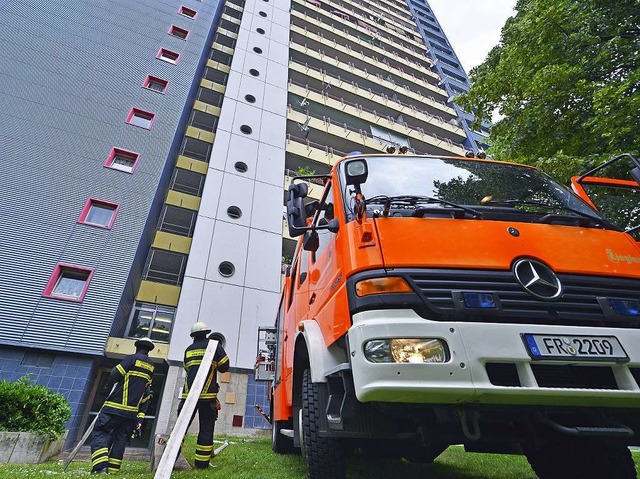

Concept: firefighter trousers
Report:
left=90, top=412, right=136, bottom=473
left=177, top=399, right=218, bottom=469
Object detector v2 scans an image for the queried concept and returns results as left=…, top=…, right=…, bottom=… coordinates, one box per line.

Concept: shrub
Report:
left=0, top=375, right=71, bottom=440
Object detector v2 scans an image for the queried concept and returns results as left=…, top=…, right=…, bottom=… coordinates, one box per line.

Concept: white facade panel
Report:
left=216, top=173, right=255, bottom=228
left=256, top=143, right=286, bottom=187
left=238, top=75, right=266, bottom=105
left=270, top=22, right=289, bottom=45
left=184, top=216, right=215, bottom=279
left=229, top=48, right=247, bottom=74
left=225, top=133, right=259, bottom=177
left=260, top=110, right=286, bottom=149
left=235, top=287, right=280, bottom=368
left=267, top=39, right=289, bottom=66
left=204, top=220, right=250, bottom=287
left=168, top=276, right=205, bottom=362
left=232, top=101, right=264, bottom=138
left=265, top=61, right=288, bottom=88
left=198, top=280, right=244, bottom=363
left=241, top=52, right=269, bottom=80
left=245, top=229, right=283, bottom=291
left=263, top=83, right=287, bottom=116
left=250, top=181, right=284, bottom=234
left=216, top=97, right=238, bottom=133
left=198, top=169, right=224, bottom=219
left=271, top=7, right=290, bottom=28
left=208, top=129, right=231, bottom=171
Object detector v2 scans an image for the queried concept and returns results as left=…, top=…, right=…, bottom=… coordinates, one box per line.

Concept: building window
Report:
left=158, top=204, right=198, bottom=237
left=127, top=302, right=176, bottom=343
left=43, top=263, right=95, bottom=302
left=126, top=108, right=156, bottom=129
left=143, top=249, right=187, bottom=286
left=170, top=167, right=205, bottom=196
left=78, top=198, right=120, bottom=229
left=168, top=25, right=189, bottom=40
left=105, top=147, right=140, bottom=173
left=157, top=48, right=180, bottom=64
left=143, top=75, right=168, bottom=94
left=188, top=110, right=218, bottom=133
left=179, top=5, right=197, bottom=18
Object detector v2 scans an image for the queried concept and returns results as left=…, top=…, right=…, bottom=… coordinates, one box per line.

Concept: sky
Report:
left=427, top=1, right=518, bottom=73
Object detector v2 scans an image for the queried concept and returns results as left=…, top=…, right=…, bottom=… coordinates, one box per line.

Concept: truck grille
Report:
left=486, top=362, right=619, bottom=390
left=405, top=269, right=640, bottom=328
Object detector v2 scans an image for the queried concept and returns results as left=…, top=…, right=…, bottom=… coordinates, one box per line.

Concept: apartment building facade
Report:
left=0, top=0, right=486, bottom=447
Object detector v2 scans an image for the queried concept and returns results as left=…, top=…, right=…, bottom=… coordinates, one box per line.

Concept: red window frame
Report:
left=78, top=198, right=120, bottom=229
left=157, top=48, right=180, bottom=64
left=43, top=263, right=95, bottom=303
left=104, top=147, right=140, bottom=173
left=126, top=108, right=156, bottom=130
left=142, top=75, right=169, bottom=94
left=168, top=25, right=189, bottom=40
left=179, top=5, right=197, bottom=18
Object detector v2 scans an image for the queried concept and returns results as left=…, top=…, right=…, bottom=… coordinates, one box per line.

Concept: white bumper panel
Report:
left=348, top=310, right=640, bottom=407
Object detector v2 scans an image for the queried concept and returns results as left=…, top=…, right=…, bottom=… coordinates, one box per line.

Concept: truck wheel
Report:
left=302, top=369, right=345, bottom=479
left=523, top=439, right=636, bottom=479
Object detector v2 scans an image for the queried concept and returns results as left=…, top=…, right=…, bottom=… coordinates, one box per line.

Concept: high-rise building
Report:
left=0, top=0, right=487, bottom=447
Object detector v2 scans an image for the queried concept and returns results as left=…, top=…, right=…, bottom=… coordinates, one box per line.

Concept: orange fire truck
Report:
left=257, top=152, right=640, bottom=479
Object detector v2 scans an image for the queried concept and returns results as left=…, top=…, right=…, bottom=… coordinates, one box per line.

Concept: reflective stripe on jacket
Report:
left=103, top=353, right=154, bottom=418
left=181, top=338, right=230, bottom=400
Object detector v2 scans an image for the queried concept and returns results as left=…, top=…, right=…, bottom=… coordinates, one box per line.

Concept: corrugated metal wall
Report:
left=0, top=0, right=219, bottom=354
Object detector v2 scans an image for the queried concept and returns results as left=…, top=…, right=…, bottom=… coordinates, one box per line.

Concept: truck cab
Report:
left=264, top=153, right=640, bottom=479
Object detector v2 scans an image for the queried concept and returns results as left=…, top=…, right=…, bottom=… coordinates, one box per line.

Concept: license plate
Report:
left=522, top=334, right=629, bottom=362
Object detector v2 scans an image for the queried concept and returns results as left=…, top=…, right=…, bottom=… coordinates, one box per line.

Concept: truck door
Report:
left=571, top=153, right=640, bottom=239
left=283, top=248, right=310, bottom=402
left=307, top=183, right=343, bottom=342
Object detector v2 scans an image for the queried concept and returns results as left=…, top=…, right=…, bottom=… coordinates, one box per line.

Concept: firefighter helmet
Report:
left=190, top=322, right=211, bottom=337
left=134, top=337, right=155, bottom=352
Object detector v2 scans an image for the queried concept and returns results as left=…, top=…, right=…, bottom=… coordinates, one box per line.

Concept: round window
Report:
left=245, top=94, right=256, bottom=103
left=234, top=161, right=248, bottom=173
left=253, top=47, right=263, bottom=54
left=256, top=28, right=265, bottom=34
left=259, top=11, right=267, bottom=17
left=227, top=206, right=242, bottom=219
left=218, top=261, right=235, bottom=277
left=249, top=69, right=259, bottom=77
left=240, top=124, right=253, bottom=134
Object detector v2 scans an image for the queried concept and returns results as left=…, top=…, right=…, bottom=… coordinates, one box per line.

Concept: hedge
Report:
left=0, top=375, right=71, bottom=440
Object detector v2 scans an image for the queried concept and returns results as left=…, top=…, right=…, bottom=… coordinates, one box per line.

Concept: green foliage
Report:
left=0, top=437, right=639, bottom=479
left=295, top=165, right=317, bottom=176
left=0, top=375, right=71, bottom=440
left=458, top=0, right=640, bottom=165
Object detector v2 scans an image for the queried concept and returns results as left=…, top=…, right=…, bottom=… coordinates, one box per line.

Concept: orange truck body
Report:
left=264, top=153, right=640, bottom=478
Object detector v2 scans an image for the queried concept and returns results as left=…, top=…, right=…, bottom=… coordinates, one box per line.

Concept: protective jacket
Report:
left=103, top=352, right=155, bottom=419
left=181, top=338, right=229, bottom=400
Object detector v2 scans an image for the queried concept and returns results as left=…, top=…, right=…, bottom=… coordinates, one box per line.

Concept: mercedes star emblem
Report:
left=512, top=258, right=562, bottom=300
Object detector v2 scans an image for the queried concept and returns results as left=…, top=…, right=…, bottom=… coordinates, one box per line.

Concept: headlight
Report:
left=363, top=338, right=449, bottom=364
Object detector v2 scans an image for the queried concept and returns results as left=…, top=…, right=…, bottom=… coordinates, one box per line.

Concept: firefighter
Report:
left=90, top=338, right=155, bottom=474
left=178, top=322, right=229, bottom=469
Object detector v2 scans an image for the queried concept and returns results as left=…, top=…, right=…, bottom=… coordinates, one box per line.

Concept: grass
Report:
left=0, top=435, right=638, bottom=479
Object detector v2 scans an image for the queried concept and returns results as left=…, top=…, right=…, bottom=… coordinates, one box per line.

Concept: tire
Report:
left=302, top=369, right=345, bottom=479
left=523, top=439, right=637, bottom=479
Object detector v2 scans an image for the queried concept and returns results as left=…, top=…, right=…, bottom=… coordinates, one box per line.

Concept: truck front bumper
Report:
left=348, top=309, right=640, bottom=408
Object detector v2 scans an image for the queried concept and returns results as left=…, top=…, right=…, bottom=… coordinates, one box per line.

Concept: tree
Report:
left=458, top=0, right=640, bottom=179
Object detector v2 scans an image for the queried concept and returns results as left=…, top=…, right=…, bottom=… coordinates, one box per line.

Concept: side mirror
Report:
left=345, top=159, right=368, bottom=186
left=326, top=218, right=340, bottom=233
left=288, top=182, right=308, bottom=199
left=303, top=230, right=319, bottom=252
left=631, top=167, right=640, bottom=186
left=305, top=200, right=320, bottom=217
left=287, top=196, right=307, bottom=237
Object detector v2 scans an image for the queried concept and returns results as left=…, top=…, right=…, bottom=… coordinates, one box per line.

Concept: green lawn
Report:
left=0, top=436, right=638, bottom=479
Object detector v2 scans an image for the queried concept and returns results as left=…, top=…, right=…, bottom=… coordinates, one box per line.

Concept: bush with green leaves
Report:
left=0, top=375, right=71, bottom=440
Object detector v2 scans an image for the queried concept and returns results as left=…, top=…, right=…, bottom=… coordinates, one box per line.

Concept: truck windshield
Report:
left=342, top=156, right=611, bottom=227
